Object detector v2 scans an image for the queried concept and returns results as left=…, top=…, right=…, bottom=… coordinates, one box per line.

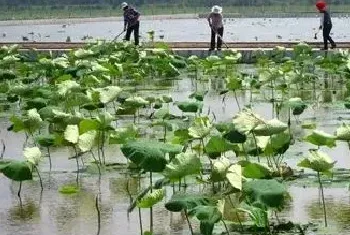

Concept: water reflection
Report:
left=8, top=199, right=39, bottom=222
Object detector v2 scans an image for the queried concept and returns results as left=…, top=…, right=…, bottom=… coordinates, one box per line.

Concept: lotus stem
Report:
left=228, top=196, right=244, bottom=232
left=271, top=80, right=275, bottom=118
left=18, top=181, right=22, bottom=198
left=236, top=211, right=244, bottom=232
left=0, top=139, right=5, bottom=159
left=47, top=147, right=52, bottom=171
left=222, top=220, right=230, bottom=235
left=97, top=132, right=102, bottom=165
left=317, top=171, right=328, bottom=227
left=74, top=147, right=79, bottom=185
left=209, top=160, right=215, bottom=193
left=150, top=171, right=153, bottom=233
left=184, top=209, right=194, bottom=235
left=100, top=130, right=106, bottom=165
left=95, top=194, right=101, bottom=235
left=34, top=165, right=43, bottom=192
left=251, top=132, right=260, bottom=162
left=138, top=176, right=143, bottom=235
left=24, top=133, right=29, bottom=148
left=241, top=143, right=249, bottom=161
left=234, top=90, right=241, bottom=111
left=90, top=151, right=101, bottom=176
left=163, top=124, right=167, bottom=143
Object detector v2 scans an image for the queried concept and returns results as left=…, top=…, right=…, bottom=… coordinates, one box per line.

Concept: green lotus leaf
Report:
left=163, top=153, right=201, bottom=181
left=304, top=130, right=336, bottom=148
left=137, top=189, right=165, bottom=208
left=23, top=147, right=42, bottom=166
left=298, top=150, right=335, bottom=173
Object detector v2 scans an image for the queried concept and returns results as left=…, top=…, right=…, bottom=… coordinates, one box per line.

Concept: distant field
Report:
left=1, top=4, right=350, bottom=21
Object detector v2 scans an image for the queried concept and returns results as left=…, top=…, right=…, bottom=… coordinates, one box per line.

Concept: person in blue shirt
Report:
left=316, top=1, right=336, bottom=50
left=121, top=2, right=140, bottom=46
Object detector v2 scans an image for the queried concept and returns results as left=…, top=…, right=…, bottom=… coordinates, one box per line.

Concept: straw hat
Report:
left=211, top=5, right=222, bottom=14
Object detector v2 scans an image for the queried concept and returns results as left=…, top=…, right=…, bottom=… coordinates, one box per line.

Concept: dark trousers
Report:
left=323, top=25, right=335, bottom=49
left=125, top=21, right=139, bottom=46
left=210, top=27, right=224, bottom=50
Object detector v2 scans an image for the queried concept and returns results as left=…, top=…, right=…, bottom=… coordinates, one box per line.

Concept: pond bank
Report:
left=1, top=12, right=350, bottom=27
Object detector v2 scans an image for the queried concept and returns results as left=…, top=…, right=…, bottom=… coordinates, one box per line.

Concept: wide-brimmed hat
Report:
left=316, top=1, right=326, bottom=11
left=121, top=2, right=128, bottom=9
left=211, top=5, right=222, bottom=14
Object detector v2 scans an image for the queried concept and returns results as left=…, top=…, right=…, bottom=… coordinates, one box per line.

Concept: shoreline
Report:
left=0, top=14, right=198, bottom=26
left=0, top=12, right=349, bottom=27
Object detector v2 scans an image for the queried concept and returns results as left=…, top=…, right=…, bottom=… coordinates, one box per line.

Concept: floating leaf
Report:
left=163, top=153, right=201, bottom=181
left=59, top=185, right=80, bottom=194
left=301, top=122, right=316, bottom=130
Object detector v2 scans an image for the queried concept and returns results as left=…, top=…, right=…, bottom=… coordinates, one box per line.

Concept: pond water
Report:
left=1, top=73, right=350, bottom=235
left=0, top=17, right=350, bottom=43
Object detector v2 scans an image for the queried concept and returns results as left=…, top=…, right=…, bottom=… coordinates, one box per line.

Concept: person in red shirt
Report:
left=316, top=1, right=336, bottom=50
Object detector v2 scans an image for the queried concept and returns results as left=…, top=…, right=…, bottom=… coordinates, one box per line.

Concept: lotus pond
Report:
left=1, top=42, right=350, bottom=235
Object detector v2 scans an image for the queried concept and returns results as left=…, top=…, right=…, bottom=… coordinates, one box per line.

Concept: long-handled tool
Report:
left=112, top=30, right=125, bottom=42
left=210, top=26, right=229, bottom=49
left=314, top=28, right=320, bottom=40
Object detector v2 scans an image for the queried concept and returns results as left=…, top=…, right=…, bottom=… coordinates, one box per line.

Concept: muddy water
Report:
left=0, top=17, right=349, bottom=43
left=1, top=77, right=350, bottom=234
